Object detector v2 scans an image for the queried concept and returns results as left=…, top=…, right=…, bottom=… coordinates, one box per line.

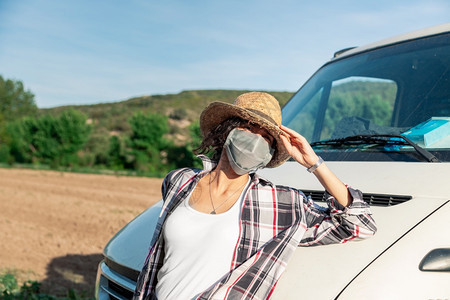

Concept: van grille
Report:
left=109, top=281, right=134, bottom=299
left=98, top=261, right=136, bottom=300
left=302, top=190, right=412, bottom=206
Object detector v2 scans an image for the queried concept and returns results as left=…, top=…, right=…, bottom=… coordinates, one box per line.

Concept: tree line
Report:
left=0, top=75, right=202, bottom=177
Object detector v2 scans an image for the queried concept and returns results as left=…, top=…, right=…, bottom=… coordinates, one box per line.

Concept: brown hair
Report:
left=194, top=117, right=248, bottom=162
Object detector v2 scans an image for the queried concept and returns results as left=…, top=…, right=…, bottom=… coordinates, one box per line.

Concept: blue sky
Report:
left=0, top=1, right=449, bottom=108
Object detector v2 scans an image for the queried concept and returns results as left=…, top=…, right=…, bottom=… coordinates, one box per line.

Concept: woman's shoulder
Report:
left=161, top=167, right=203, bottom=198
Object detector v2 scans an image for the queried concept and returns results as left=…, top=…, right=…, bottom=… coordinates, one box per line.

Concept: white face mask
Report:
left=224, top=128, right=274, bottom=175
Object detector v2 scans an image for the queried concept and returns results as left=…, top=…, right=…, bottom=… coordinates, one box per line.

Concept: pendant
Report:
left=210, top=211, right=216, bottom=215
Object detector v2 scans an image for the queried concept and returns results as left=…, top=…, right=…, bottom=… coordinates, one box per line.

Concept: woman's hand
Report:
left=279, top=125, right=353, bottom=206
left=279, top=125, right=320, bottom=169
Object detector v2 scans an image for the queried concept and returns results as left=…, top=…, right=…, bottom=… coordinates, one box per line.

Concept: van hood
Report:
left=262, top=161, right=450, bottom=299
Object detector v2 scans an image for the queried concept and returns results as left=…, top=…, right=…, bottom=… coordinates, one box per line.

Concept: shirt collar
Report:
left=198, top=154, right=217, bottom=172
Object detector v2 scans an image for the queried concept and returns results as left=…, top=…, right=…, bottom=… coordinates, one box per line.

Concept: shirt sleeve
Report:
left=298, top=187, right=377, bottom=246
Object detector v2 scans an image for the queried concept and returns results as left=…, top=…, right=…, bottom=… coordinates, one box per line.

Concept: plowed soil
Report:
left=0, top=168, right=163, bottom=296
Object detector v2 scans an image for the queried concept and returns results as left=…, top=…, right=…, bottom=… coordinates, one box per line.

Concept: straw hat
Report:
left=200, top=92, right=290, bottom=168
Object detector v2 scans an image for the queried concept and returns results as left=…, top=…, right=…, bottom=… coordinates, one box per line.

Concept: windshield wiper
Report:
left=311, top=134, right=440, bottom=162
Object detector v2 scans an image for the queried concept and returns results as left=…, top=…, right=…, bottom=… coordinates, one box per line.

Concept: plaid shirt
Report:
left=134, top=156, right=376, bottom=300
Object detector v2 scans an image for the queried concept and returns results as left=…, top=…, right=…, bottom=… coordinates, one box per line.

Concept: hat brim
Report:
left=200, top=101, right=290, bottom=168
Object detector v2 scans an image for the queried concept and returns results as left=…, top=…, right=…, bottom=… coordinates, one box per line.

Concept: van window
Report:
left=282, top=33, right=450, bottom=162
left=321, top=77, right=397, bottom=140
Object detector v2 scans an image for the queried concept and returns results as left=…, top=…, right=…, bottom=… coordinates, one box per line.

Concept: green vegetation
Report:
left=0, top=76, right=293, bottom=177
left=0, top=76, right=39, bottom=163
left=0, top=75, right=37, bottom=122
left=5, top=110, right=91, bottom=167
left=0, top=272, right=92, bottom=300
left=285, top=80, right=397, bottom=141
left=40, top=89, right=292, bottom=146
left=321, top=80, right=396, bottom=139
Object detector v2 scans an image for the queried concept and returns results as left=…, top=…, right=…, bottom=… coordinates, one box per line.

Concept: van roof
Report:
left=334, top=23, right=450, bottom=59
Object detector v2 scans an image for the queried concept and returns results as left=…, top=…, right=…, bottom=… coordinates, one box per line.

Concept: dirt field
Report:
left=0, top=168, right=163, bottom=296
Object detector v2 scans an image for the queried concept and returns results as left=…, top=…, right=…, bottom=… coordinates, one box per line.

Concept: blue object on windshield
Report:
left=402, top=117, right=450, bottom=147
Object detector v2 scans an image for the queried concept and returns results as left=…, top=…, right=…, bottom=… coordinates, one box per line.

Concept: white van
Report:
left=95, top=24, right=450, bottom=299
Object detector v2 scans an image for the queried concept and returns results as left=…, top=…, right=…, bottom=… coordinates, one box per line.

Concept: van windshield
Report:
left=283, top=33, right=450, bottom=162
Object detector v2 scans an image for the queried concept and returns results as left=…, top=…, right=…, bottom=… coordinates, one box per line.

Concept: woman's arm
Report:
left=279, top=125, right=352, bottom=207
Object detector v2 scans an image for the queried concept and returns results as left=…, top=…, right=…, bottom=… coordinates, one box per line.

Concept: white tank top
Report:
left=155, top=178, right=250, bottom=300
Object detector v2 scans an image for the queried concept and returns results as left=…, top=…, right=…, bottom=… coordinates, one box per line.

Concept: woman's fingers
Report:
left=281, top=125, right=309, bottom=144
left=279, top=125, right=319, bottom=168
left=279, top=126, right=306, bottom=164
left=280, top=125, right=299, bottom=139
left=280, top=125, right=307, bottom=148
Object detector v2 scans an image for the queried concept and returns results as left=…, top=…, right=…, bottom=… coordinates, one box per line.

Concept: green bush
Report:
left=6, top=118, right=35, bottom=164
left=83, top=128, right=110, bottom=167
left=107, top=136, right=125, bottom=169
left=3, top=110, right=91, bottom=167
left=0, top=145, right=11, bottom=164
left=0, top=86, right=298, bottom=176
left=125, top=112, right=170, bottom=174
left=0, top=273, right=93, bottom=300
left=0, top=273, right=18, bottom=294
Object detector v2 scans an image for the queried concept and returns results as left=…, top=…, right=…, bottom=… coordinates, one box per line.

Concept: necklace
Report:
left=208, top=173, right=247, bottom=215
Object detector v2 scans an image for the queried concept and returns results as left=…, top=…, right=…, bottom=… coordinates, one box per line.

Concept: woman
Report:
left=134, top=92, right=376, bottom=300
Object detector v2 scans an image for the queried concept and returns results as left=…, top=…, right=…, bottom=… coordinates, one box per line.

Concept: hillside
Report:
left=40, top=90, right=294, bottom=145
